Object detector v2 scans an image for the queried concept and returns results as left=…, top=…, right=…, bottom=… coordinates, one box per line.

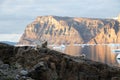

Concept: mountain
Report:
left=18, top=16, right=120, bottom=45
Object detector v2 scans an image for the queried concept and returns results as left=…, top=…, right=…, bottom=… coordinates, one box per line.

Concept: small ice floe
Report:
left=53, top=44, right=66, bottom=52
left=112, top=49, right=120, bottom=54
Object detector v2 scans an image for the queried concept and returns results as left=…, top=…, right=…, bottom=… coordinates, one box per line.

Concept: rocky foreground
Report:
left=0, top=43, right=120, bottom=80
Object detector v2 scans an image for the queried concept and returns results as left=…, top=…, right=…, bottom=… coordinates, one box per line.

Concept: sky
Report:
left=0, top=0, right=120, bottom=42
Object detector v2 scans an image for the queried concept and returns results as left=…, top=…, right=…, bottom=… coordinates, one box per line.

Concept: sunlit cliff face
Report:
left=19, top=16, right=120, bottom=45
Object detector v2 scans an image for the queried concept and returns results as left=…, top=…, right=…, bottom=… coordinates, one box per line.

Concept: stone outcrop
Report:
left=0, top=43, right=15, bottom=64
left=18, top=16, right=120, bottom=45
left=0, top=43, right=120, bottom=80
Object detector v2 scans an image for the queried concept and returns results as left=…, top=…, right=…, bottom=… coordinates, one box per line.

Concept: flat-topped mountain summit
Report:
left=18, top=16, right=120, bottom=45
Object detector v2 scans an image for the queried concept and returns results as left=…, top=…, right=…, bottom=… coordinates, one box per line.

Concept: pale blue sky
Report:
left=0, top=0, right=120, bottom=34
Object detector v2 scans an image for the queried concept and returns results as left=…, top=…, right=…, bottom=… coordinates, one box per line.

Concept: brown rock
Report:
left=111, top=77, right=120, bottom=80
left=0, top=44, right=120, bottom=80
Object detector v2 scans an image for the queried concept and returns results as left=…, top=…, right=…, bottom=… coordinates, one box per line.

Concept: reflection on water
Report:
left=63, top=44, right=120, bottom=67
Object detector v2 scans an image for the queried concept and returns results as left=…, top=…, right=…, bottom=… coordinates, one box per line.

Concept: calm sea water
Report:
left=51, top=44, right=120, bottom=67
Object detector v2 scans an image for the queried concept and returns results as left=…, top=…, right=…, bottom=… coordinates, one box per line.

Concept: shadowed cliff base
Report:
left=0, top=43, right=120, bottom=80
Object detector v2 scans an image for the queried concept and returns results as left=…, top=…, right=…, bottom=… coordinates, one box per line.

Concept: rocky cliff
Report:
left=18, top=16, right=120, bottom=45
left=0, top=43, right=120, bottom=80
